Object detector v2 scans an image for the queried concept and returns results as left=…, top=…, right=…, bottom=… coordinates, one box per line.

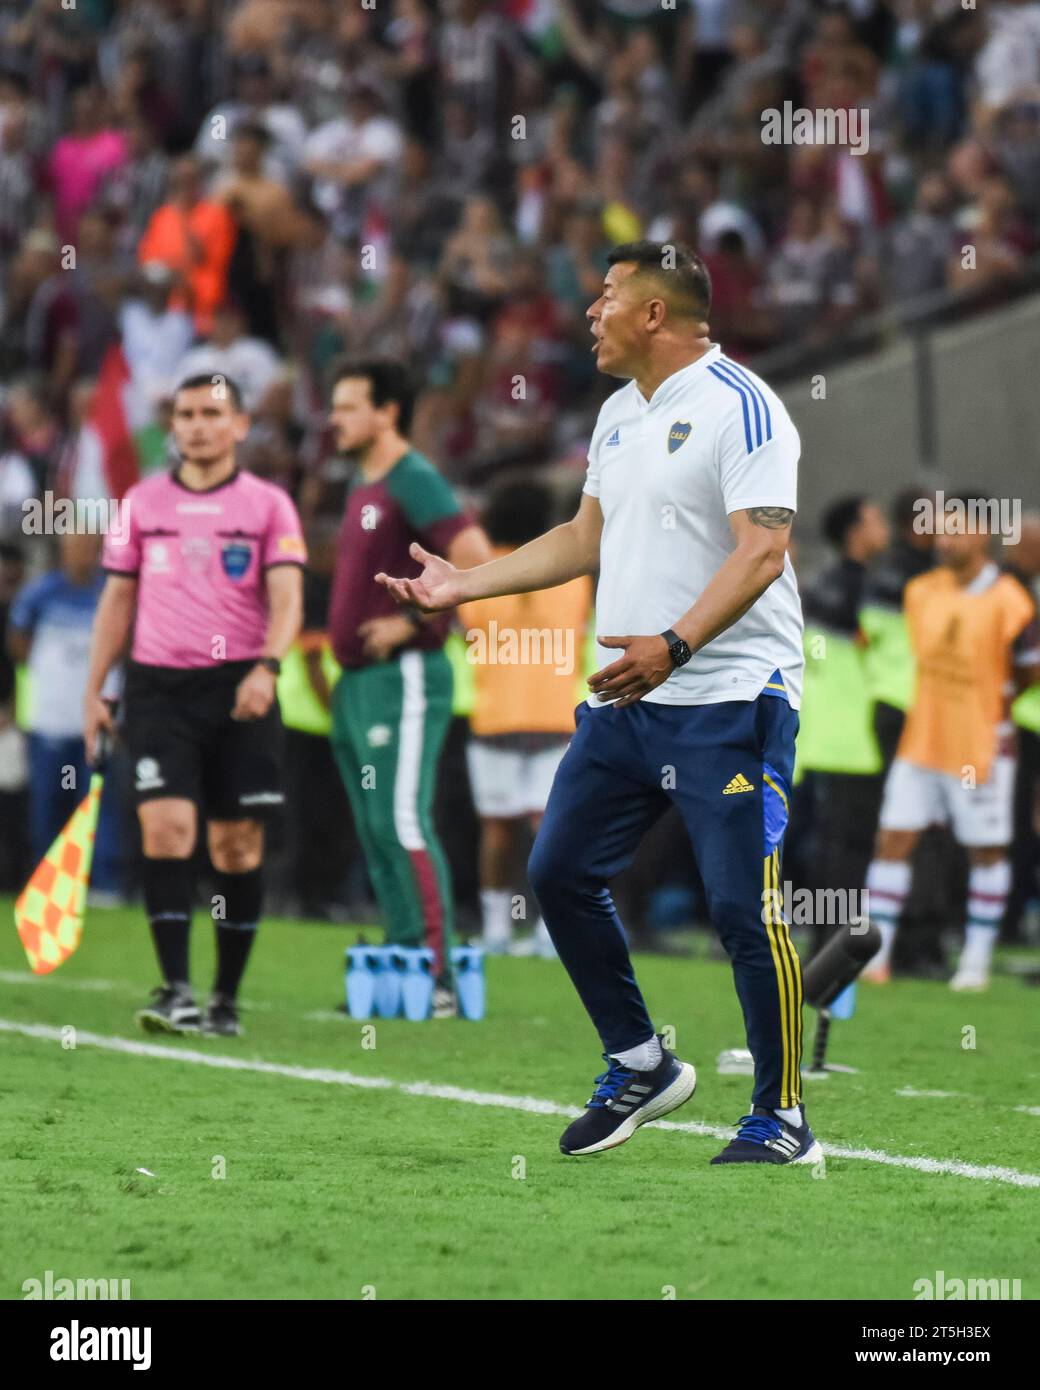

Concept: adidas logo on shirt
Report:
left=605, top=428, right=621, bottom=446
left=722, top=773, right=755, bottom=795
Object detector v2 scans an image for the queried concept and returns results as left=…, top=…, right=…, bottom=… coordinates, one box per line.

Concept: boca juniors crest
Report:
left=668, top=421, right=692, bottom=454
left=221, top=540, right=252, bottom=580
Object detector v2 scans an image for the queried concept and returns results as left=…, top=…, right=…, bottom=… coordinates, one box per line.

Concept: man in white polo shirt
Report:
left=376, top=241, right=820, bottom=1168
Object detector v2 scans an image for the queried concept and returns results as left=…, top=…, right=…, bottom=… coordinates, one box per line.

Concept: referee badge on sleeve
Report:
left=668, top=421, right=692, bottom=454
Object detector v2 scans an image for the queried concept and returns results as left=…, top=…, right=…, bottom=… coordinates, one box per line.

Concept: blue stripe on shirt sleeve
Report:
left=721, top=357, right=772, bottom=441
left=707, top=363, right=753, bottom=454
left=713, top=359, right=762, bottom=448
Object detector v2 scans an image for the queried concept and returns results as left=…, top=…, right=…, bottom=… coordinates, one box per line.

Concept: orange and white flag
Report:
left=14, top=773, right=103, bottom=974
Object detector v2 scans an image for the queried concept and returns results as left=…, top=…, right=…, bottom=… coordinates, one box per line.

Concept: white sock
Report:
left=612, top=1036, right=662, bottom=1071
left=961, top=861, right=1010, bottom=969
left=774, top=1105, right=802, bottom=1127
left=864, top=858, right=912, bottom=968
left=480, top=888, right=512, bottom=948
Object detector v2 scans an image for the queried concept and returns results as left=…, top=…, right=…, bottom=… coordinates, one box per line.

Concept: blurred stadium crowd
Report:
left=1, top=0, right=1040, bottom=969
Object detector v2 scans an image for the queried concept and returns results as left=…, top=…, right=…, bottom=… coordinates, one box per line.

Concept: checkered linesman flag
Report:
left=14, top=771, right=103, bottom=974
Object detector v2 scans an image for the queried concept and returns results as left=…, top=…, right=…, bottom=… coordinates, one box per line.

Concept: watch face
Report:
left=671, top=640, right=691, bottom=667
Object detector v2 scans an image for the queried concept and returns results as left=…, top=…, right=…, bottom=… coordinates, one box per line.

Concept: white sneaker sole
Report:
left=711, top=1132, right=826, bottom=1168
left=136, top=1010, right=200, bottom=1035
left=790, top=1138, right=825, bottom=1168
left=565, top=1061, right=698, bottom=1156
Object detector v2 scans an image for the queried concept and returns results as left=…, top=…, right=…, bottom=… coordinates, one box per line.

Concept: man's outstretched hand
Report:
left=375, top=542, right=466, bottom=613
left=587, top=635, right=673, bottom=707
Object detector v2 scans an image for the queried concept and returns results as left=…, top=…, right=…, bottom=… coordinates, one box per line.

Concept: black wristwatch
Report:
left=257, top=656, right=281, bottom=676
left=661, top=629, right=692, bottom=668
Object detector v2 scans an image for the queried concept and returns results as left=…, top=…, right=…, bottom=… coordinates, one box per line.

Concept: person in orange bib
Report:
left=863, top=491, right=1040, bottom=990
left=457, top=478, right=593, bottom=955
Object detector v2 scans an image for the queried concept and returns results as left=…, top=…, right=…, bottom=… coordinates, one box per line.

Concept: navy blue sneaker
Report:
left=559, top=1038, right=697, bottom=1156
left=710, top=1104, right=824, bottom=1167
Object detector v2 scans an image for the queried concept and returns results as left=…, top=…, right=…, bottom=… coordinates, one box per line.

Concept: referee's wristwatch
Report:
left=257, top=657, right=281, bottom=676
left=660, top=629, right=693, bottom=669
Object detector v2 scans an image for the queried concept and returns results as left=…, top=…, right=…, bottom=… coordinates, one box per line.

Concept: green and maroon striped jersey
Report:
left=328, top=449, right=473, bottom=669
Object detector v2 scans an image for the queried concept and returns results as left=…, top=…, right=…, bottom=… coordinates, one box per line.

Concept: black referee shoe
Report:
left=202, top=993, right=243, bottom=1037
left=559, top=1038, right=697, bottom=1156
left=136, top=984, right=200, bottom=1035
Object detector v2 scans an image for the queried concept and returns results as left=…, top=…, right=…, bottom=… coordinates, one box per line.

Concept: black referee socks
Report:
left=212, top=867, right=264, bottom=1001
left=143, top=856, right=194, bottom=988
left=142, top=860, right=263, bottom=1000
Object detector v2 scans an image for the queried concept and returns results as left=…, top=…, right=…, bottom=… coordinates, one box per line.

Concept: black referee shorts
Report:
left=121, top=660, right=285, bottom=821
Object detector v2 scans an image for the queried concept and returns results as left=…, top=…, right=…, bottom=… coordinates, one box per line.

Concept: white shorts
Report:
left=878, top=755, right=1015, bottom=847
left=466, top=738, right=569, bottom=818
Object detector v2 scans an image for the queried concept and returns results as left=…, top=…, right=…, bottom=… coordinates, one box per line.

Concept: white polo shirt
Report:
left=583, top=343, right=804, bottom=709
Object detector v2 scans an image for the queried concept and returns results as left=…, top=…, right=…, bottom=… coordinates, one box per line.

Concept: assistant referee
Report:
left=84, top=374, right=305, bottom=1037
left=376, top=242, right=822, bottom=1167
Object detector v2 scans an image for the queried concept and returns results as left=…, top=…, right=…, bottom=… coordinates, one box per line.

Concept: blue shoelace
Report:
left=733, top=1113, right=784, bottom=1145
left=587, top=1058, right=637, bottom=1108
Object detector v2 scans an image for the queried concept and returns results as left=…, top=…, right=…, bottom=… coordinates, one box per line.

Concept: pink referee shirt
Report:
left=102, top=469, right=306, bottom=668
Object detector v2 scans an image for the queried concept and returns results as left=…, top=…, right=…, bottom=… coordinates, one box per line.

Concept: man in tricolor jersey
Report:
left=377, top=242, right=819, bottom=1167
left=326, top=360, right=491, bottom=1017
left=84, top=374, right=305, bottom=1036
left=863, top=496, right=1040, bottom=991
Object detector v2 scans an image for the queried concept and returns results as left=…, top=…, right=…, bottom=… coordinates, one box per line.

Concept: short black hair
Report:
left=822, top=495, right=866, bottom=550
left=330, top=358, right=414, bottom=434
left=482, top=476, right=555, bottom=547
left=607, top=240, right=711, bottom=318
left=173, top=374, right=244, bottom=411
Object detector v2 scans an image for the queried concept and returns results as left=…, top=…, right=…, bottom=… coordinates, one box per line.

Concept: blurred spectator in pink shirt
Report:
left=47, top=88, right=128, bottom=243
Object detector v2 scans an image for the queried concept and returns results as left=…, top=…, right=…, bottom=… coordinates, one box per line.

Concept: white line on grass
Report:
left=0, top=970, right=119, bottom=992
left=0, top=968, right=283, bottom=1009
left=896, top=1087, right=972, bottom=1100
left=2, top=1017, right=1039, bottom=1189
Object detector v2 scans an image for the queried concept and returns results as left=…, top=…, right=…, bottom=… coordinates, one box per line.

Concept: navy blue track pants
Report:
left=527, top=689, right=803, bottom=1109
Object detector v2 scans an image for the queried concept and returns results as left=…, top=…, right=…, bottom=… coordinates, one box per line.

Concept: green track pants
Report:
left=330, top=648, right=455, bottom=980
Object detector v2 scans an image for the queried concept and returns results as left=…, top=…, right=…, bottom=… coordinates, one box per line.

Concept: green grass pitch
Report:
left=2, top=899, right=1038, bottom=1300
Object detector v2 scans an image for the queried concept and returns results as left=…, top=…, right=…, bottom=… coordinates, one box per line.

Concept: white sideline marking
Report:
left=1014, top=1106, right=1040, bottom=1117
left=896, top=1087, right=971, bottom=1100
left=0, top=970, right=119, bottom=992
left=0, top=968, right=282, bottom=1009
left=2, top=1018, right=1039, bottom=1189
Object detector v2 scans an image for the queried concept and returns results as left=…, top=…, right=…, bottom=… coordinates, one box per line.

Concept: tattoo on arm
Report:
left=746, top=506, right=794, bottom=530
